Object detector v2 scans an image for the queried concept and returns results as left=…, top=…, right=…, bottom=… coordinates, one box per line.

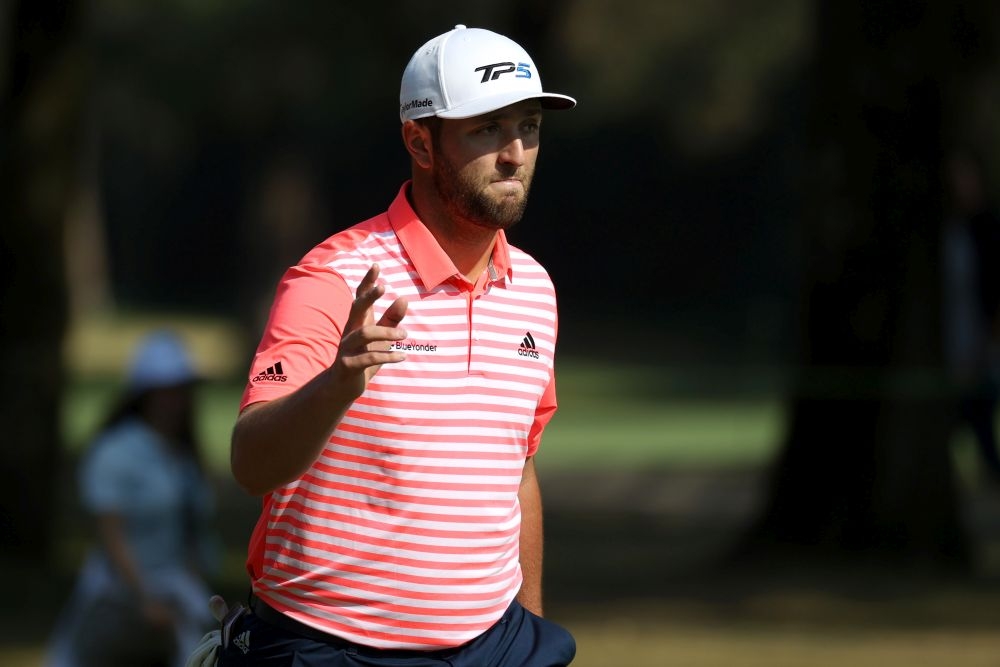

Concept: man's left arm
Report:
left=517, top=455, right=544, bottom=616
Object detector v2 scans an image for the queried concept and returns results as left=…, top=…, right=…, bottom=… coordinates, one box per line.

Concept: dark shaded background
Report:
left=76, top=1, right=806, bottom=366
left=4, top=0, right=1000, bottom=663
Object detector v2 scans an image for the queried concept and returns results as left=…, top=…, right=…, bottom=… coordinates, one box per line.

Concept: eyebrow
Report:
left=480, top=106, right=543, bottom=123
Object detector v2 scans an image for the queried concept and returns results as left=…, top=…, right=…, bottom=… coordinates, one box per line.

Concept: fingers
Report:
left=378, top=296, right=408, bottom=328
left=329, top=264, right=410, bottom=396
left=338, top=325, right=407, bottom=377
left=340, top=265, right=408, bottom=368
left=349, top=265, right=408, bottom=329
left=360, top=324, right=408, bottom=352
left=345, top=264, right=385, bottom=332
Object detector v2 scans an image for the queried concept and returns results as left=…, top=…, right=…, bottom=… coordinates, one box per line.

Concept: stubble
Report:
left=432, top=154, right=533, bottom=231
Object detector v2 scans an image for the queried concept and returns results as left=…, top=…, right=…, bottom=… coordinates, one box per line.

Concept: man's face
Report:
left=430, top=101, right=542, bottom=231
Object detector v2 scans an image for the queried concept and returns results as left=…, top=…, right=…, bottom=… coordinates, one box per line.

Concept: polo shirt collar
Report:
left=387, top=182, right=513, bottom=291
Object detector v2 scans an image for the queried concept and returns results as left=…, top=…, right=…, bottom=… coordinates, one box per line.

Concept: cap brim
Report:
left=436, top=92, right=576, bottom=119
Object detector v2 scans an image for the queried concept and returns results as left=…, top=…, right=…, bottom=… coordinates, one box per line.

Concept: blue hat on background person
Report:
left=125, top=330, right=200, bottom=395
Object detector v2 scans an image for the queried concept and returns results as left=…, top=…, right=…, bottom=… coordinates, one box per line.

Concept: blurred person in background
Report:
left=47, top=330, right=219, bottom=667
left=943, top=146, right=1000, bottom=487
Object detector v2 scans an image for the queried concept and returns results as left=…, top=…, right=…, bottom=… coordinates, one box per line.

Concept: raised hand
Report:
left=330, top=263, right=409, bottom=399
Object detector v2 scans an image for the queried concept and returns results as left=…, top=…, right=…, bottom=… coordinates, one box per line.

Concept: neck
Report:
left=408, top=181, right=498, bottom=281
left=432, top=223, right=497, bottom=281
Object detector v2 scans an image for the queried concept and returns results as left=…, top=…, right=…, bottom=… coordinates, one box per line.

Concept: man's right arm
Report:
left=231, top=368, right=364, bottom=496
left=231, top=264, right=408, bottom=496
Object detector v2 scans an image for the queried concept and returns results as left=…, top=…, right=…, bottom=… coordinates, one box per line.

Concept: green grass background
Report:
left=62, top=360, right=785, bottom=474
left=28, top=316, right=1000, bottom=666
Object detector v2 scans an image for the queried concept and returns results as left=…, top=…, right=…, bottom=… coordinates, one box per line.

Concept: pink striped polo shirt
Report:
left=239, top=182, right=558, bottom=650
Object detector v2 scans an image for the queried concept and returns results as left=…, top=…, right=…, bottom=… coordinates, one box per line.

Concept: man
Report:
left=219, top=24, right=577, bottom=666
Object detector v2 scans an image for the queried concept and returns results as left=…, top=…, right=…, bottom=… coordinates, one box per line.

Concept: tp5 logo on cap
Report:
left=399, top=24, right=575, bottom=123
left=475, top=62, right=533, bottom=83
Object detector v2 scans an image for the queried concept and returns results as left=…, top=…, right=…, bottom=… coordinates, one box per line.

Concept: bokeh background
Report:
left=4, top=1, right=1000, bottom=665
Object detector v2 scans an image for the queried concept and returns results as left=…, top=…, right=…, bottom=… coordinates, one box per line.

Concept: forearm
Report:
left=516, top=456, right=544, bottom=616
left=230, top=367, right=358, bottom=495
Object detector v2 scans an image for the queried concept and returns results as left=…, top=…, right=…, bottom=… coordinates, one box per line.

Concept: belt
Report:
left=248, top=593, right=463, bottom=658
left=249, top=594, right=355, bottom=649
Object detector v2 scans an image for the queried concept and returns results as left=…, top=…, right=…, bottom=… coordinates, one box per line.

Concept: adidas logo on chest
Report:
left=517, top=332, right=540, bottom=359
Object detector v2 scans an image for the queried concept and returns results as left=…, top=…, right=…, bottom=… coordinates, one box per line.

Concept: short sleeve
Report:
left=240, top=262, right=355, bottom=410
left=526, top=366, right=557, bottom=457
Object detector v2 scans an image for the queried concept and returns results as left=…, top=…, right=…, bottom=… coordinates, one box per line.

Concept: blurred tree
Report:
left=744, top=0, right=998, bottom=573
left=0, top=0, right=89, bottom=562
left=78, top=1, right=809, bottom=363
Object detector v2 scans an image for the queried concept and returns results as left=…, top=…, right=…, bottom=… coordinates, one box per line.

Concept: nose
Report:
left=498, top=136, right=525, bottom=168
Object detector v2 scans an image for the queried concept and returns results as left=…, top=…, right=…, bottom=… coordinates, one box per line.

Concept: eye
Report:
left=475, top=123, right=501, bottom=136
left=521, top=120, right=541, bottom=134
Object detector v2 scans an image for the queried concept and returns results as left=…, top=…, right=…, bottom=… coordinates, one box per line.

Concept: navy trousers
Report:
left=217, top=598, right=576, bottom=666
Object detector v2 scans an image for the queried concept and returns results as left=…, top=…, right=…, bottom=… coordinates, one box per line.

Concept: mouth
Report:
left=490, top=177, right=523, bottom=191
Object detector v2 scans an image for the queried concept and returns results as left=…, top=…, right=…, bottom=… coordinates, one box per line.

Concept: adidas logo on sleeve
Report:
left=252, top=360, right=288, bottom=383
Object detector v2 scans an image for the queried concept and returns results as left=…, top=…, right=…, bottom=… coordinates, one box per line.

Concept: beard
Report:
left=432, top=154, right=533, bottom=231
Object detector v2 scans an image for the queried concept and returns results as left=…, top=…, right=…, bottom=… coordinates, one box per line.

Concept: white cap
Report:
left=399, top=24, right=576, bottom=123
left=126, top=330, right=200, bottom=394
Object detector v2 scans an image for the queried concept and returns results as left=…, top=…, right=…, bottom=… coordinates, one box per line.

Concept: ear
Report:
left=401, top=120, right=433, bottom=170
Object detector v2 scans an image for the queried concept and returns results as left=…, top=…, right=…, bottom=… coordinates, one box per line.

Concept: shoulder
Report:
left=298, top=213, right=395, bottom=267
left=280, top=212, right=401, bottom=288
left=507, top=244, right=555, bottom=287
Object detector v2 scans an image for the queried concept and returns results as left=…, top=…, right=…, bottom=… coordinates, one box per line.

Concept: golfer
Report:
left=220, top=24, right=577, bottom=666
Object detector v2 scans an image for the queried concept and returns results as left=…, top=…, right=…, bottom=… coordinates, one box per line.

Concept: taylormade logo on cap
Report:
left=400, top=98, right=434, bottom=114
left=399, top=24, right=576, bottom=123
